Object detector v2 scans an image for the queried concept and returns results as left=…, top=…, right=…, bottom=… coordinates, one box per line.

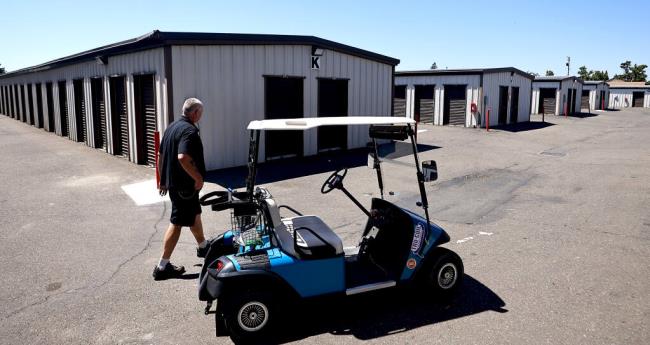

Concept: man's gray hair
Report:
left=182, top=98, right=204, bottom=116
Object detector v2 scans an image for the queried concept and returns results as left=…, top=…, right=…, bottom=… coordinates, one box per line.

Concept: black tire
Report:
left=223, top=291, right=275, bottom=344
left=422, top=247, right=464, bottom=298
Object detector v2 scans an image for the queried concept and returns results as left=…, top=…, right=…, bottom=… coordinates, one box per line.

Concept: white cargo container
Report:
left=394, top=68, right=533, bottom=128
left=531, top=76, right=584, bottom=116
left=606, top=81, right=650, bottom=109
left=582, top=81, right=609, bottom=111
left=0, top=31, right=399, bottom=170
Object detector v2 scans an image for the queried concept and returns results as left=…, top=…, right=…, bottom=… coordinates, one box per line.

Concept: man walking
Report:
left=153, top=98, right=209, bottom=280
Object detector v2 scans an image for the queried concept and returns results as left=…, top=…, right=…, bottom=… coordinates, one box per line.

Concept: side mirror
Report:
left=422, top=160, right=437, bottom=182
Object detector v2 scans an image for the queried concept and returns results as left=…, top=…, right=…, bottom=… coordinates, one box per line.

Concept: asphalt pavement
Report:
left=0, top=108, right=648, bottom=345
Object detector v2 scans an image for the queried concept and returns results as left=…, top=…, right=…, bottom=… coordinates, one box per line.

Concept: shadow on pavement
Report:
left=568, top=112, right=598, bottom=118
left=205, top=142, right=441, bottom=189
left=491, top=121, right=555, bottom=132
left=269, top=274, right=506, bottom=344
left=177, top=273, right=200, bottom=280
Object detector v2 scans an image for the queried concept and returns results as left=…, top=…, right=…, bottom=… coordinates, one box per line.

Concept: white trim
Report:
left=346, top=280, right=396, bottom=295
left=247, top=116, right=415, bottom=130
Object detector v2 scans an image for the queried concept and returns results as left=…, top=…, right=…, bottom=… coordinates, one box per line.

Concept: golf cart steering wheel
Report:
left=321, top=168, right=348, bottom=194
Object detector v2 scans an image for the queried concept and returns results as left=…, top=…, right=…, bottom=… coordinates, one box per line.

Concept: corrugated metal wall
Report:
left=394, top=75, right=481, bottom=126
left=396, top=72, right=532, bottom=127
left=531, top=81, right=561, bottom=115
left=583, top=84, right=609, bottom=111
left=0, top=49, right=167, bottom=163
left=482, top=72, right=532, bottom=126
left=171, top=45, right=393, bottom=170
left=608, top=89, right=650, bottom=109
left=584, top=85, right=597, bottom=111
left=560, top=79, right=583, bottom=114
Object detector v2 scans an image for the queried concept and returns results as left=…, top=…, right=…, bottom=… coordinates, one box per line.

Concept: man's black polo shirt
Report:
left=159, top=116, right=205, bottom=190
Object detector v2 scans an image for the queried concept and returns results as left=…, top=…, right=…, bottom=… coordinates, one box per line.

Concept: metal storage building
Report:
left=582, top=81, right=609, bottom=111
left=0, top=31, right=399, bottom=170
left=531, top=76, right=584, bottom=116
left=606, top=80, right=650, bottom=109
left=394, top=68, right=533, bottom=128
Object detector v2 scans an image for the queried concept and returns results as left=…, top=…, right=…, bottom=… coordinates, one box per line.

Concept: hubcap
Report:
left=437, top=263, right=457, bottom=289
left=238, top=301, right=268, bottom=332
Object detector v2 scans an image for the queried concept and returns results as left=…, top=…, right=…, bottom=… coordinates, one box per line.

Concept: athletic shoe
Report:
left=152, top=263, right=186, bottom=280
left=197, top=245, right=209, bottom=258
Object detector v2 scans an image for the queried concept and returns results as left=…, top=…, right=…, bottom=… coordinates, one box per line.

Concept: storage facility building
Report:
left=531, top=76, right=584, bottom=116
left=0, top=31, right=399, bottom=170
left=582, top=81, right=609, bottom=111
left=394, top=68, right=533, bottom=128
left=606, top=80, right=650, bottom=109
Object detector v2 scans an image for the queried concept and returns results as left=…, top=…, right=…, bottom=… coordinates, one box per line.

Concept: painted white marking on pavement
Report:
left=479, top=231, right=493, bottom=236
left=121, top=179, right=168, bottom=206
left=417, top=129, right=428, bottom=133
left=456, top=236, right=474, bottom=244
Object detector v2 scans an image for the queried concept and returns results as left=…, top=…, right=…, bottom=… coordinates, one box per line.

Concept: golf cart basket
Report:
left=230, top=206, right=268, bottom=247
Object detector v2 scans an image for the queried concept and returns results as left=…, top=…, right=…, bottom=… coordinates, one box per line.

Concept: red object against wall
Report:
left=486, top=109, right=490, bottom=132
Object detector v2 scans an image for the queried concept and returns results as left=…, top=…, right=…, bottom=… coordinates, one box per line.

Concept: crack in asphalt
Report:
left=2, top=202, right=167, bottom=320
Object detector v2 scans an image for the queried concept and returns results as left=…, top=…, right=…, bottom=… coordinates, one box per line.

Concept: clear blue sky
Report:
left=1, top=0, right=648, bottom=76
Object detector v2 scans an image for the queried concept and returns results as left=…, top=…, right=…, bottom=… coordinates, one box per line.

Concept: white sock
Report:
left=198, top=240, right=208, bottom=249
left=158, top=258, right=169, bottom=270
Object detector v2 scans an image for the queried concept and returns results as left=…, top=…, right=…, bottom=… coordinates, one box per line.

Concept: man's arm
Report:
left=178, top=153, right=204, bottom=190
left=157, top=151, right=167, bottom=195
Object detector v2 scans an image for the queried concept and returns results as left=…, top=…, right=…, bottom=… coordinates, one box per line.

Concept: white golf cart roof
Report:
left=247, top=116, right=415, bottom=130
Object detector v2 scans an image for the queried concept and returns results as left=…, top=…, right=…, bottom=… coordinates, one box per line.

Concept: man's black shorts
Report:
left=169, top=189, right=202, bottom=226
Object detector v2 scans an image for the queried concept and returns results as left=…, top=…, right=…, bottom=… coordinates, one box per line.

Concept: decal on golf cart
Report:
left=406, top=258, right=417, bottom=269
left=411, top=223, right=426, bottom=253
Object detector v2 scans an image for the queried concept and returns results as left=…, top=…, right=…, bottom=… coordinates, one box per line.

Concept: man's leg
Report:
left=190, top=214, right=208, bottom=257
left=153, top=223, right=186, bottom=280
left=190, top=213, right=206, bottom=244
left=162, top=223, right=183, bottom=259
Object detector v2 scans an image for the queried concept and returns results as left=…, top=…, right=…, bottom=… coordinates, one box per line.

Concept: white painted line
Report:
left=121, top=179, right=168, bottom=206
left=479, top=231, right=494, bottom=236
left=456, top=236, right=474, bottom=244
left=417, top=129, right=428, bottom=133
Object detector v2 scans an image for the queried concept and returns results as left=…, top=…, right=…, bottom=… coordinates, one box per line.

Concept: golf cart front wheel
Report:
left=224, top=292, right=275, bottom=343
left=425, top=248, right=464, bottom=296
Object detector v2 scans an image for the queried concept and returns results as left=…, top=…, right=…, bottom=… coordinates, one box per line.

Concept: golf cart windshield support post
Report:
left=371, top=138, right=384, bottom=199
left=407, top=124, right=432, bottom=231
left=340, top=187, right=371, bottom=218
left=246, top=130, right=261, bottom=200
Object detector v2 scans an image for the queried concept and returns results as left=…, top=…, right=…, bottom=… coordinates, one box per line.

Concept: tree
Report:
left=614, top=61, right=647, bottom=82
left=630, top=64, right=647, bottom=82
left=614, top=60, right=633, bottom=81
left=590, top=70, right=609, bottom=81
left=545, top=70, right=555, bottom=76
left=578, top=66, right=590, bottom=80
left=430, top=62, right=437, bottom=70
left=526, top=71, right=540, bottom=77
left=0, top=63, right=5, bottom=75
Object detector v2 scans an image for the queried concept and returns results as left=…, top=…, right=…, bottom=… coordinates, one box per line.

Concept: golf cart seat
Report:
left=285, top=216, right=344, bottom=259
left=260, top=196, right=343, bottom=259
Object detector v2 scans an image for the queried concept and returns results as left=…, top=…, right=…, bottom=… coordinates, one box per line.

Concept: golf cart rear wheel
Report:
left=424, top=248, right=464, bottom=297
left=224, top=292, right=274, bottom=343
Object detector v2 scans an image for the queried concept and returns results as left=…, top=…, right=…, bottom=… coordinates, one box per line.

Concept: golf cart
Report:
left=197, top=117, right=463, bottom=343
